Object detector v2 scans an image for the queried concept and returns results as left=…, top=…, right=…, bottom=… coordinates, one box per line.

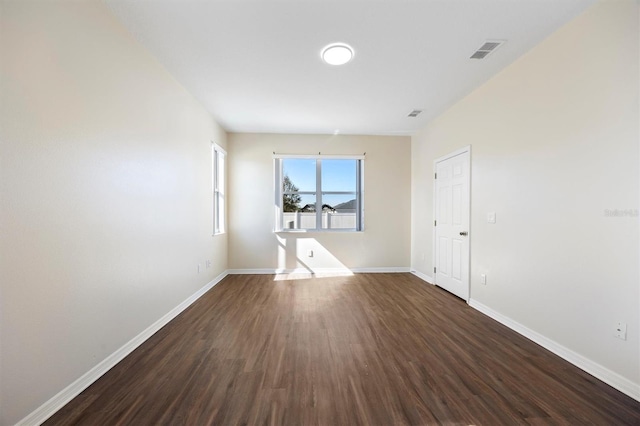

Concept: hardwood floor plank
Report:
left=44, top=273, right=640, bottom=425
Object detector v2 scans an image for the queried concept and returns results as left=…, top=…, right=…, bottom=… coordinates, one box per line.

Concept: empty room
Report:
left=1, top=0, right=639, bottom=425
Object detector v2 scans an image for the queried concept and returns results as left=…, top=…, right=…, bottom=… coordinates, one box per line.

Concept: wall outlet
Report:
left=614, top=322, right=627, bottom=340
left=487, top=212, right=496, bottom=224
left=307, top=250, right=313, bottom=257
left=480, top=274, right=487, bottom=285
left=206, top=260, right=211, bottom=268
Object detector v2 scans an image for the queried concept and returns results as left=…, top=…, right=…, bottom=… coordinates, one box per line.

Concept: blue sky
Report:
left=283, top=159, right=357, bottom=208
left=283, top=159, right=356, bottom=193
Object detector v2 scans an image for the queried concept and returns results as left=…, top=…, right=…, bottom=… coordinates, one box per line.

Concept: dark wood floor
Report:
left=46, top=273, right=640, bottom=425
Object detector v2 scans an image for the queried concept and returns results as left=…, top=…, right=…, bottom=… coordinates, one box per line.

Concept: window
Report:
left=274, top=155, right=364, bottom=232
left=212, top=143, right=226, bottom=235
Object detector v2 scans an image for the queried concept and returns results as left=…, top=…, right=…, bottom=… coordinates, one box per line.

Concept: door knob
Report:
left=459, top=231, right=468, bottom=236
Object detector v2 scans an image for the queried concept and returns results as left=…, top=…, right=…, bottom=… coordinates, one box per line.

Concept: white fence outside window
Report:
left=283, top=211, right=357, bottom=230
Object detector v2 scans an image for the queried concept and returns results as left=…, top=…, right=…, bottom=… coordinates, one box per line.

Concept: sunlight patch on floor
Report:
left=273, top=269, right=354, bottom=281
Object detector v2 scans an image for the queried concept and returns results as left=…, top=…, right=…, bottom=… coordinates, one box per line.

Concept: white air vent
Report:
left=470, top=40, right=505, bottom=59
left=470, top=51, right=490, bottom=59
left=407, top=109, right=422, bottom=117
left=479, top=42, right=502, bottom=51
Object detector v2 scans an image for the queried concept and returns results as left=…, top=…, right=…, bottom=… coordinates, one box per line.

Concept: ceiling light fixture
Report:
left=321, top=43, right=354, bottom=66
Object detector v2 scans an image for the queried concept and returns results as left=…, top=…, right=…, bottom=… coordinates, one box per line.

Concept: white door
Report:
left=434, top=148, right=470, bottom=301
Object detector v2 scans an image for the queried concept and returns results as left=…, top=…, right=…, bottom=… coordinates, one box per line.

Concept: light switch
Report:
left=487, top=212, right=496, bottom=224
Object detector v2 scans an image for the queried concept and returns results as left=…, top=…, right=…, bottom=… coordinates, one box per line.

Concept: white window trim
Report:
left=213, top=142, right=226, bottom=235
left=273, top=154, right=365, bottom=233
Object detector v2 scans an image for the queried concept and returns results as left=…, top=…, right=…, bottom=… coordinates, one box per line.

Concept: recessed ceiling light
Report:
left=321, top=43, right=354, bottom=66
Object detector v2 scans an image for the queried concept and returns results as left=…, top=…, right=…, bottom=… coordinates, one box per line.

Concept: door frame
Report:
left=432, top=145, right=472, bottom=302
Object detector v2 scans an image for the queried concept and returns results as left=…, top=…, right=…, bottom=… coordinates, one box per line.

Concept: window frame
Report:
left=212, top=142, right=226, bottom=235
left=274, top=154, right=364, bottom=232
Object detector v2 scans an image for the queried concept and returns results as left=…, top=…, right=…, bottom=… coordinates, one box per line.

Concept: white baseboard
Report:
left=351, top=267, right=410, bottom=273
left=469, top=299, right=640, bottom=402
left=17, top=271, right=229, bottom=426
left=227, top=267, right=410, bottom=275
left=410, top=269, right=434, bottom=284
left=227, top=268, right=278, bottom=275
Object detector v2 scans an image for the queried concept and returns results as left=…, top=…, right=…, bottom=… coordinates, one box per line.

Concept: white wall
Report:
left=411, top=0, right=639, bottom=391
left=228, top=133, right=411, bottom=272
left=0, top=2, right=227, bottom=424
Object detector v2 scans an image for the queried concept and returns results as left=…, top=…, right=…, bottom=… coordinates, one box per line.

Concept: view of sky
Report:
left=283, top=159, right=358, bottom=208
left=283, top=159, right=356, bottom=193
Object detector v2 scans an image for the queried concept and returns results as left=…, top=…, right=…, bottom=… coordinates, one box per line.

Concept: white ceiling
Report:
left=106, top=0, right=594, bottom=136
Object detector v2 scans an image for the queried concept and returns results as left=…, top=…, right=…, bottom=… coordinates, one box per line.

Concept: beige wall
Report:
left=228, top=133, right=411, bottom=272
left=2, top=0, right=637, bottom=423
left=0, top=2, right=227, bottom=424
left=411, top=0, right=639, bottom=389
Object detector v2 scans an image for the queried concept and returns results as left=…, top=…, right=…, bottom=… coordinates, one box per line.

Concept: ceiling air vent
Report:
left=470, top=40, right=505, bottom=59
left=407, top=109, right=422, bottom=118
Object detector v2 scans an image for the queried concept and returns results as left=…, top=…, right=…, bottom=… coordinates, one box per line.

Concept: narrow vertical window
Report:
left=213, top=143, right=226, bottom=235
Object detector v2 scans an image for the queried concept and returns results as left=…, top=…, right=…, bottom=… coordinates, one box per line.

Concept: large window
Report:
left=213, top=143, right=226, bottom=235
left=274, top=155, right=364, bottom=232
